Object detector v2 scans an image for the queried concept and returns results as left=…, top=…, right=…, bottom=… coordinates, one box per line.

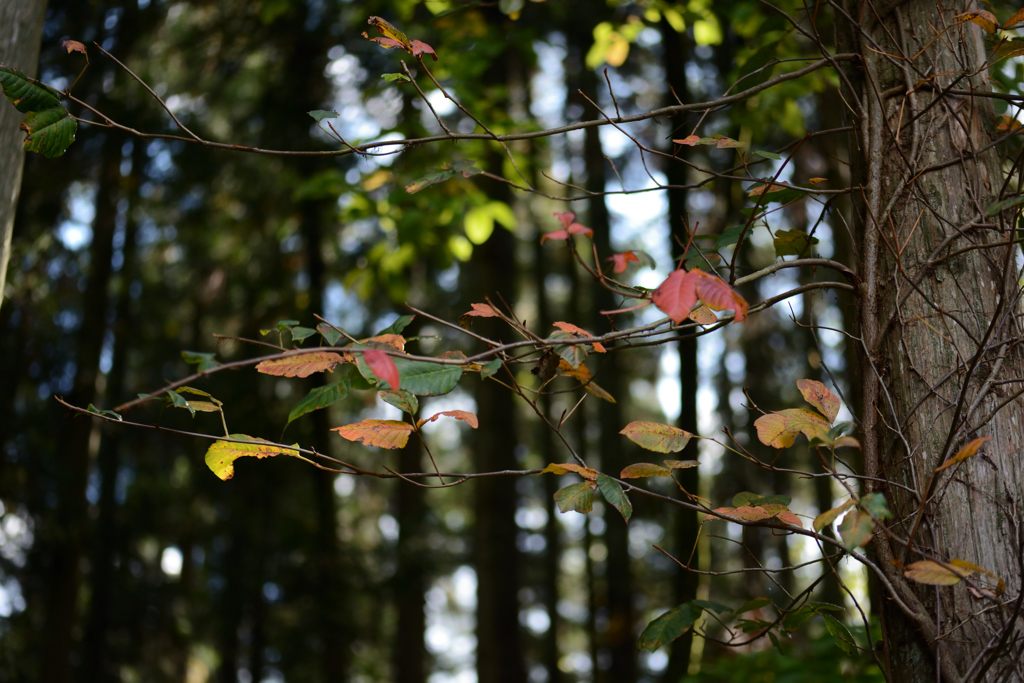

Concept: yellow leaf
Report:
left=956, top=9, right=998, bottom=33
left=904, top=560, right=972, bottom=586
left=935, top=436, right=991, bottom=472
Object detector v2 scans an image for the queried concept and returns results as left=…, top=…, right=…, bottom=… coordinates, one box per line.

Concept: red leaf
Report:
left=540, top=229, right=570, bottom=243
left=651, top=270, right=698, bottom=324
left=410, top=40, right=437, bottom=60
left=332, top=419, right=414, bottom=449
left=464, top=303, right=499, bottom=317
left=691, top=269, right=748, bottom=322
left=607, top=251, right=640, bottom=274
left=364, top=349, right=400, bottom=390
left=796, top=379, right=839, bottom=423
left=417, top=410, right=479, bottom=429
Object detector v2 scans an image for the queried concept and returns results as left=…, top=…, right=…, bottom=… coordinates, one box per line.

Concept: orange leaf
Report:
left=607, top=251, right=640, bottom=273
left=904, top=560, right=972, bottom=586
left=553, top=321, right=606, bottom=352
left=688, top=305, right=718, bottom=325
left=332, top=419, right=414, bottom=449
left=366, top=15, right=411, bottom=47
left=1004, top=7, right=1024, bottom=27
left=417, top=410, right=479, bottom=429
left=691, top=269, right=748, bottom=322
left=255, top=351, right=344, bottom=378
left=620, top=463, right=671, bottom=478
left=61, top=39, right=87, bottom=54
left=807, top=177, right=826, bottom=184
left=541, top=462, right=599, bottom=480
left=464, top=303, right=500, bottom=317
left=620, top=421, right=693, bottom=453
left=753, top=409, right=831, bottom=448
left=935, top=436, right=992, bottom=472
left=674, top=135, right=700, bottom=146
left=956, top=9, right=998, bottom=33
left=364, top=349, right=400, bottom=390
left=364, top=334, right=406, bottom=351
left=706, top=506, right=770, bottom=522
left=796, top=379, right=839, bottom=423
left=748, top=181, right=790, bottom=196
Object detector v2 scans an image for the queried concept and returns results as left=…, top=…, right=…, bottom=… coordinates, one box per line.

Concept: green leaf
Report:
left=550, top=331, right=587, bottom=369
left=735, top=597, right=772, bottom=615
left=380, top=389, right=418, bottom=415
left=0, top=66, right=61, bottom=112
left=619, top=421, right=693, bottom=453
left=987, top=195, right=1024, bottom=215
left=169, top=390, right=195, bottom=416
left=683, top=248, right=721, bottom=271
left=773, top=229, right=818, bottom=257
left=691, top=599, right=731, bottom=614
left=308, top=109, right=338, bottom=122
left=406, top=169, right=455, bottom=194
left=182, top=350, right=220, bottom=372
left=837, top=508, right=875, bottom=550
left=713, top=225, right=747, bottom=250
left=387, top=357, right=461, bottom=396
left=21, top=107, right=77, bottom=158
left=381, top=73, right=412, bottom=83
left=375, top=314, right=415, bottom=336
left=597, top=473, right=632, bottom=523
left=753, top=149, right=782, bottom=160
left=87, top=404, right=122, bottom=421
left=451, top=159, right=482, bottom=177
left=289, top=326, right=316, bottom=342
left=554, top=482, right=594, bottom=514
left=638, top=603, right=702, bottom=651
left=277, top=319, right=300, bottom=331
left=317, top=323, right=343, bottom=346
left=480, top=359, right=501, bottom=379
left=732, top=492, right=792, bottom=507
left=286, top=379, right=350, bottom=428
left=782, top=606, right=817, bottom=631
left=859, top=493, right=891, bottom=520
left=822, top=614, right=857, bottom=654
left=205, top=434, right=300, bottom=481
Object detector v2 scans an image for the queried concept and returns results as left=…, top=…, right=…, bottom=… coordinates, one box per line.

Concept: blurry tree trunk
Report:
left=42, top=131, right=121, bottom=683
left=659, top=18, right=701, bottom=681
left=394, top=428, right=427, bottom=683
left=472, top=149, right=526, bottom=683
left=80, top=145, right=140, bottom=683
left=0, top=0, right=46, bottom=312
left=854, top=2, right=1024, bottom=680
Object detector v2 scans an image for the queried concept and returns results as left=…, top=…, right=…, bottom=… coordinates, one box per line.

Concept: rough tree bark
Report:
left=0, top=0, right=47, bottom=310
left=854, top=2, right=1024, bottom=681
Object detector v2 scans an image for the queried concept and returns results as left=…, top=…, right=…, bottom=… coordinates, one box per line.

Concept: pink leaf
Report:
left=691, top=269, right=748, bottom=322
left=464, top=303, right=499, bottom=317
left=553, top=211, right=576, bottom=228
left=567, top=222, right=593, bottom=238
left=365, top=36, right=406, bottom=50
left=674, top=135, right=700, bottom=146
left=540, top=229, right=570, bottom=244
left=364, top=349, right=400, bottom=390
left=417, top=410, right=479, bottom=429
left=651, top=269, right=698, bottom=324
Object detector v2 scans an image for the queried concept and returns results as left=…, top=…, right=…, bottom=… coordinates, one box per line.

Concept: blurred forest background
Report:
left=0, top=0, right=888, bottom=682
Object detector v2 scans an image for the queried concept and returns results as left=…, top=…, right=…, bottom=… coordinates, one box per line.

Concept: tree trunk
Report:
left=856, top=3, right=1024, bottom=681
left=0, top=0, right=46, bottom=312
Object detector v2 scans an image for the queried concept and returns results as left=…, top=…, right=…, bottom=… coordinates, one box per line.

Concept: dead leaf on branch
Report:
left=255, top=351, right=344, bottom=378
